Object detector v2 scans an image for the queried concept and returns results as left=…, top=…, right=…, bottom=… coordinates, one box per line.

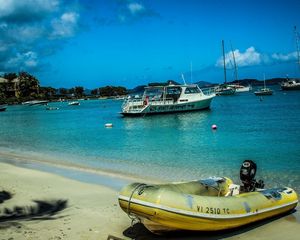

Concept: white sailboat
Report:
left=215, top=40, right=236, bottom=96
left=254, top=74, right=273, bottom=96
left=281, top=26, right=300, bottom=90
left=227, top=43, right=251, bottom=92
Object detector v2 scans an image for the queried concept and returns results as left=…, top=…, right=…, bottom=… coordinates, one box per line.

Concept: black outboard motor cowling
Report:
left=240, top=160, right=258, bottom=192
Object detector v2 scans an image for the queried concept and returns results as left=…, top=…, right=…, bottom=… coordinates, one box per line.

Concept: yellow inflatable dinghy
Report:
left=118, top=177, right=298, bottom=233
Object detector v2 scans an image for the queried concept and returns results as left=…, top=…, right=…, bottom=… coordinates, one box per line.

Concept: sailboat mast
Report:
left=295, top=26, right=300, bottom=71
left=222, top=40, right=227, bottom=84
left=190, top=61, right=193, bottom=84
left=230, top=43, right=238, bottom=82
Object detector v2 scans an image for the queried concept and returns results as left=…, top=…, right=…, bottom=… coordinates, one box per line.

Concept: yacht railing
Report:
left=122, top=97, right=175, bottom=108
left=200, top=87, right=216, bottom=95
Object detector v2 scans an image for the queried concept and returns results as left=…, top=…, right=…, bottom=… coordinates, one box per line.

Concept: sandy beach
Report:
left=1, top=160, right=300, bottom=240
left=0, top=162, right=132, bottom=240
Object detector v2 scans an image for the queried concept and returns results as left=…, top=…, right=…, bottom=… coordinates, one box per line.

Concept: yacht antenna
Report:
left=190, top=61, right=193, bottom=84
left=294, top=26, right=300, bottom=71
left=222, top=40, right=227, bottom=84
left=181, top=73, right=187, bottom=85
left=230, top=42, right=238, bottom=82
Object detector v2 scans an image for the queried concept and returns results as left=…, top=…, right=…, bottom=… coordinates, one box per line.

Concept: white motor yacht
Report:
left=121, top=82, right=215, bottom=116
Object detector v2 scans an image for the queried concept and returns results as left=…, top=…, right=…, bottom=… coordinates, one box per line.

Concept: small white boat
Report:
left=254, top=74, right=273, bottom=96
left=228, top=84, right=251, bottom=92
left=281, top=78, right=300, bottom=90
left=215, top=85, right=236, bottom=95
left=68, top=101, right=80, bottom=106
left=0, top=104, right=7, bottom=112
left=46, top=106, right=59, bottom=110
left=254, top=88, right=273, bottom=96
left=216, top=41, right=236, bottom=96
left=121, top=82, right=215, bottom=116
left=22, top=100, right=49, bottom=106
left=281, top=27, right=300, bottom=90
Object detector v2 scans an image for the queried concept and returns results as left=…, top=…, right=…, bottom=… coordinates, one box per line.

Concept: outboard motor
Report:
left=240, top=160, right=264, bottom=192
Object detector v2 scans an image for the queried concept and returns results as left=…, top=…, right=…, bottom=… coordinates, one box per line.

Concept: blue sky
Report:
left=0, top=0, right=300, bottom=88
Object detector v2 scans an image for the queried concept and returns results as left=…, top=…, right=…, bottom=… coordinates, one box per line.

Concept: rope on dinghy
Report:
left=127, top=183, right=147, bottom=226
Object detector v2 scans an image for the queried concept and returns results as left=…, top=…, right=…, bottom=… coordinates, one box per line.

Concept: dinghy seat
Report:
left=198, top=177, right=233, bottom=197
left=225, top=184, right=240, bottom=196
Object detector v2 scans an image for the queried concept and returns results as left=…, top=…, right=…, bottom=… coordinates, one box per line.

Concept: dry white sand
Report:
left=0, top=162, right=131, bottom=240
left=0, top=161, right=299, bottom=240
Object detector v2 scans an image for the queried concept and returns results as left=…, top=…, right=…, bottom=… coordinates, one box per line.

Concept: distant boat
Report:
left=22, top=100, right=48, bottom=106
left=281, top=26, right=300, bottom=91
left=216, top=40, right=236, bottom=96
left=228, top=84, right=251, bottom=93
left=121, top=82, right=215, bottom=116
left=46, top=106, right=59, bottom=110
left=0, top=104, right=7, bottom=112
left=68, top=101, right=80, bottom=106
left=254, top=75, right=273, bottom=96
left=281, top=78, right=300, bottom=90
left=215, top=85, right=236, bottom=95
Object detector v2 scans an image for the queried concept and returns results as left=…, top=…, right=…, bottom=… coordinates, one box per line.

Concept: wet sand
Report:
left=0, top=159, right=299, bottom=240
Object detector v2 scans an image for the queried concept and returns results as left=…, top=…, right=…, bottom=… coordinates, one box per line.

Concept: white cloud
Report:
left=271, top=52, right=297, bottom=62
left=216, top=47, right=262, bottom=68
left=216, top=46, right=299, bottom=69
left=0, top=0, right=59, bottom=22
left=117, top=1, right=157, bottom=23
left=6, top=51, right=38, bottom=69
left=234, top=47, right=262, bottom=67
left=51, top=12, right=80, bottom=38
left=127, top=3, right=145, bottom=15
left=0, top=0, right=84, bottom=73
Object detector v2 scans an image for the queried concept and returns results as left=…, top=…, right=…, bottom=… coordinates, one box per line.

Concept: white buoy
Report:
left=211, top=124, right=217, bottom=130
left=105, top=123, right=113, bottom=128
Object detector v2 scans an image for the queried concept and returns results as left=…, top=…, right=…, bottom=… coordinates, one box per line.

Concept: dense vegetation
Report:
left=0, top=71, right=290, bottom=105
left=0, top=72, right=128, bottom=104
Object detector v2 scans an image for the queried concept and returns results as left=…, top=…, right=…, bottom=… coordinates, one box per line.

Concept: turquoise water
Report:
left=0, top=88, right=300, bottom=191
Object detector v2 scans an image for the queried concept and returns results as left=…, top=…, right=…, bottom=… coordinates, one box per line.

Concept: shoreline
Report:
left=0, top=161, right=132, bottom=239
left=0, top=149, right=161, bottom=191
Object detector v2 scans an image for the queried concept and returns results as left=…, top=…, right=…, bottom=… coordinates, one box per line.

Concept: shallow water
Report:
left=0, top=88, right=300, bottom=192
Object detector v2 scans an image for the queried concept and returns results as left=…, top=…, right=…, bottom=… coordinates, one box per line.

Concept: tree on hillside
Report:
left=17, top=72, right=40, bottom=98
left=59, top=88, right=68, bottom=95
left=99, top=86, right=127, bottom=97
left=0, top=84, right=6, bottom=103
left=91, top=88, right=99, bottom=95
left=74, top=86, right=84, bottom=98
left=3, top=73, right=17, bottom=81
left=40, top=87, right=57, bottom=99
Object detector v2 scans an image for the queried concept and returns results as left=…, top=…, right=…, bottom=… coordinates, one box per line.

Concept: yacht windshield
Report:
left=184, top=87, right=200, bottom=94
left=144, top=88, right=164, bottom=100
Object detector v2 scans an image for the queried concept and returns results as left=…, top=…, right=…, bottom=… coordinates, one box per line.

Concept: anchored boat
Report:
left=281, top=78, right=300, bottom=90
left=0, top=104, right=7, bottom=112
left=121, top=82, right=215, bottom=116
left=281, top=27, right=300, bottom=90
left=118, top=161, right=298, bottom=234
left=254, top=74, right=273, bottom=96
